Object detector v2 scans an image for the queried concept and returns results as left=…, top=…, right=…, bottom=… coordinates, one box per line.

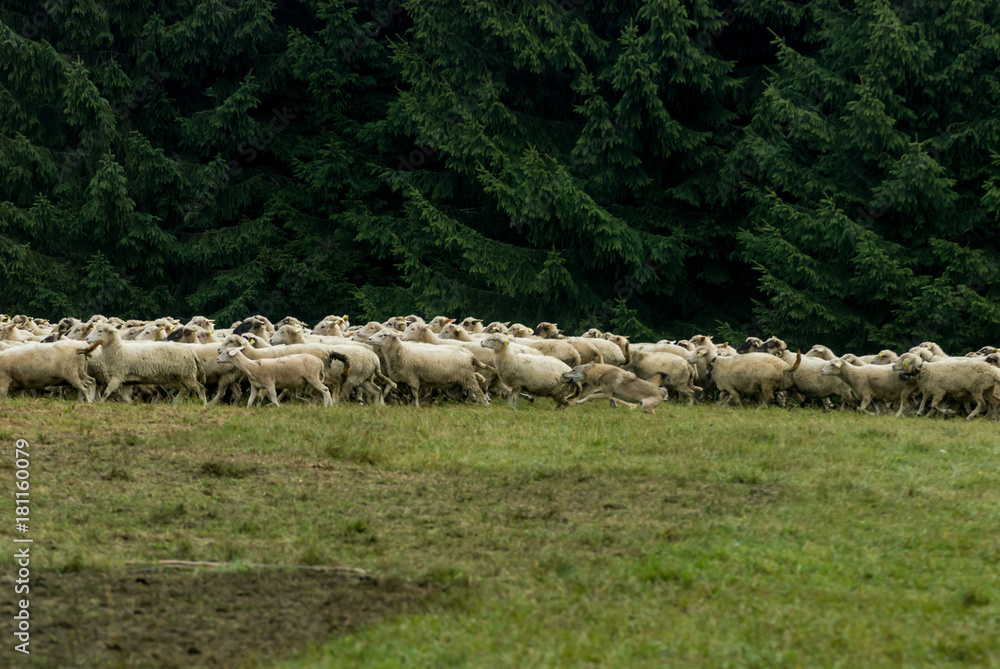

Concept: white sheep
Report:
left=0, top=341, right=96, bottom=401
left=820, top=358, right=917, bottom=416
left=85, top=323, right=207, bottom=404
left=217, top=346, right=334, bottom=407
left=401, top=322, right=499, bottom=389
left=368, top=330, right=489, bottom=407
left=892, top=352, right=1000, bottom=420
left=480, top=334, right=576, bottom=408
left=690, top=347, right=800, bottom=407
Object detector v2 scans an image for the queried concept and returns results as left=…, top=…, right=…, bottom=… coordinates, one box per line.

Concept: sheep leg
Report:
left=929, top=393, right=953, bottom=417
left=246, top=386, right=259, bottom=409
left=507, top=385, right=520, bottom=407
left=102, top=377, right=129, bottom=403
left=311, top=378, right=333, bottom=407
left=966, top=393, right=985, bottom=420
left=265, top=384, right=281, bottom=407
left=359, top=379, right=384, bottom=405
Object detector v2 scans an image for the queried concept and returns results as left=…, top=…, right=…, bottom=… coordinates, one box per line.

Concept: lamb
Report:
left=217, top=346, right=336, bottom=407
left=0, top=341, right=96, bottom=401
left=892, top=352, right=1000, bottom=420
left=267, top=325, right=389, bottom=400
left=690, top=347, right=800, bottom=407
left=480, top=334, right=576, bottom=408
left=85, top=323, right=207, bottom=403
left=367, top=330, right=488, bottom=407
left=624, top=349, right=701, bottom=405
left=820, top=358, right=917, bottom=416
left=217, top=333, right=385, bottom=405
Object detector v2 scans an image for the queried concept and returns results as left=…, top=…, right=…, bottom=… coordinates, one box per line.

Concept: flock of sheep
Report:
left=1, top=312, right=999, bottom=420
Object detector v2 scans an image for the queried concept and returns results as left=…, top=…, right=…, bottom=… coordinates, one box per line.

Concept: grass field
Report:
left=3, top=397, right=999, bottom=667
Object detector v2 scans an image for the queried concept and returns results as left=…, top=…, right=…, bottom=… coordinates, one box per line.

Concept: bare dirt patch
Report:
left=19, top=567, right=437, bottom=667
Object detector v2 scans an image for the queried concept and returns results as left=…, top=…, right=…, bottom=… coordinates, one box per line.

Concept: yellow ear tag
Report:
left=503, top=341, right=509, bottom=346
left=835, top=361, right=841, bottom=368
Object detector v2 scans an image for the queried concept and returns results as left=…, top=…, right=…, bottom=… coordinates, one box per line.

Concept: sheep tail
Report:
left=646, top=372, right=668, bottom=387
left=77, top=342, right=101, bottom=357
left=330, top=351, right=351, bottom=383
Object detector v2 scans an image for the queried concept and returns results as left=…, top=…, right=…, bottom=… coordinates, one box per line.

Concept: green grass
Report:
left=5, top=396, right=1000, bottom=667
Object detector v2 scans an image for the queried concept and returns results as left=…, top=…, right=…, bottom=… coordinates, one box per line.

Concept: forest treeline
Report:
left=2, top=0, right=999, bottom=351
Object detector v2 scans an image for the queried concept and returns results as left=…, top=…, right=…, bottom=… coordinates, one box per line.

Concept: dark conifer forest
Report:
left=2, top=0, right=999, bottom=350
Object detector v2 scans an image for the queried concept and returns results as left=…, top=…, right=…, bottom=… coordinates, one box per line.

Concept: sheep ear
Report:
left=227, top=349, right=239, bottom=357
left=834, top=361, right=842, bottom=368
left=294, top=326, right=302, bottom=333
